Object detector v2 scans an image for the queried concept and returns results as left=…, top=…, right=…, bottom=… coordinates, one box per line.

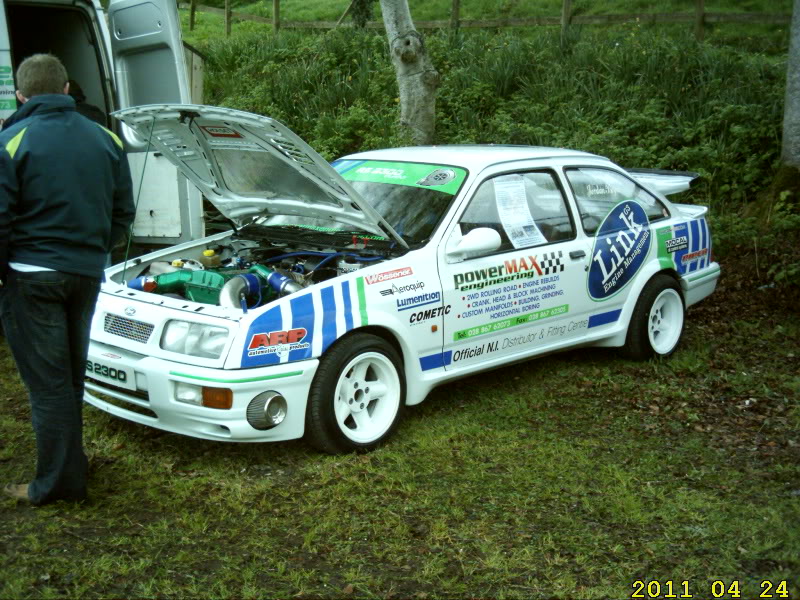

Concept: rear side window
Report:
left=565, top=168, right=670, bottom=235
left=459, top=171, right=575, bottom=253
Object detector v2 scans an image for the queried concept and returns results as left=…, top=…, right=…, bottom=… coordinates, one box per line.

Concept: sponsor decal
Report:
left=409, top=305, right=451, bottom=324
left=417, top=169, right=456, bottom=186
left=454, top=251, right=563, bottom=291
left=681, top=248, right=709, bottom=264
left=459, top=275, right=562, bottom=319
left=453, top=341, right=499, bottom=362
left=665, top=236, right=688, bottom=253
left=240, top=279, right=369, bottom=368
left=365, top=267, right=413, bottom=285
left=247, top=328, right=310, bottom=357
left=200, top=126, right=243, bottom=138
left=397, top=291, right=441, bottom=311
left=380, top=281, right=426, bottom=296
left=356, top=166, right=406, bottom=179
left=656, top=219, right=711, bottom=275
left=334, top=160, right=468, bottom=196
left=588, top=201, right=651, bottom=300
left=454, top=304, right=569, bottom=341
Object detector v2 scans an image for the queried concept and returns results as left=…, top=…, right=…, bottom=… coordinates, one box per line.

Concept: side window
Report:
left=565, top=167, right=670, bottom=235
left=459, top=171, right=575, bottom=253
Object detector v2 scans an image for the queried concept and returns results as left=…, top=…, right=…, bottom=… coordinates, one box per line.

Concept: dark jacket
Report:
left=0, top=94, right=135, bottom=280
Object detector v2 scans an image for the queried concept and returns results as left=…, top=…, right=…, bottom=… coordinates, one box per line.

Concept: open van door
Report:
left=0, top=8, right=15, bottom=123
left=108, top=0, right=203, bottom=244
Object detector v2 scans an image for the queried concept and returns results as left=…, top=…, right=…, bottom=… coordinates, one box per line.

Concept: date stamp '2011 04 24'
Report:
left=631, top=579, right=792, bottom=599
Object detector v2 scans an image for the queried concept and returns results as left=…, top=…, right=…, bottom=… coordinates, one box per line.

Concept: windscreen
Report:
left=332, top=160, right=468, bottom=243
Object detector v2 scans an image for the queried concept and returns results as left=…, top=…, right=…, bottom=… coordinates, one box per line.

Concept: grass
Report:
left=1, top=262, right=798, bottom=597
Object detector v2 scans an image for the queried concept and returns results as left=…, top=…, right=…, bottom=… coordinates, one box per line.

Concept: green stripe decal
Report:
left=357, top=277, right=368, bottom=325
left=655, top=226, right=674, bottom=271
left=5, top=127, right=27, bottom=159
left=169, top=370, right=303, bottom=384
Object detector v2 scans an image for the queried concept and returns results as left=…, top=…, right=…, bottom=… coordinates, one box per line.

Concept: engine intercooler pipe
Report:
left=218, top=265, right=304, bottom=310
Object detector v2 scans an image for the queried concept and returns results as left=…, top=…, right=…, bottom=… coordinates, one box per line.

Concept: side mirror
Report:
left=447, top=227, right=502, bottom=260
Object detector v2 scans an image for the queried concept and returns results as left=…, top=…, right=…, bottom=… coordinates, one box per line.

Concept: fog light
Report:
left=247, top=392, right=287, bottom=430
left=202, top=387, right=233, bottom=410
left=175, top=382, right=202, bottom=406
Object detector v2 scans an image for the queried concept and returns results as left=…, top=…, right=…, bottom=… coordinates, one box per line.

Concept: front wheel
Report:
left=623, top=274, right=685, bottom=360
left=305, top=333, right=405, bottom=454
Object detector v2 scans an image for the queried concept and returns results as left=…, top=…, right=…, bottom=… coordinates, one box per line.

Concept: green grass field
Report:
left=1, top=261, right=798, bottom=598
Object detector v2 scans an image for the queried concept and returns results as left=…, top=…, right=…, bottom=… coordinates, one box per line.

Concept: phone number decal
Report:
left=631, top=579, right=791, bottom=599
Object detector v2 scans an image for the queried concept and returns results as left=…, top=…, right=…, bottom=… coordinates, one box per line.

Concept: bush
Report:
left=197, top=25, right=794, bottom=285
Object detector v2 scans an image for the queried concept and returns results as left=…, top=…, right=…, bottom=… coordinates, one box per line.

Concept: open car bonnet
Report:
left=113, top=104, right=407, bottom=247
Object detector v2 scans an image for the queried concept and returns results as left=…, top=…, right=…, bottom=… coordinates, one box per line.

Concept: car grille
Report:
left=104, top=313, right=155, bottom=344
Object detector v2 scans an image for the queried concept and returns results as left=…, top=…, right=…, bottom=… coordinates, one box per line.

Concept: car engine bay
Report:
left=118, top=225, right=397, bottom=310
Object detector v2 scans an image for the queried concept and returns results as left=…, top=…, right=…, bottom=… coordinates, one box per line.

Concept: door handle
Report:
left=570, top=250, right=586, bottom=259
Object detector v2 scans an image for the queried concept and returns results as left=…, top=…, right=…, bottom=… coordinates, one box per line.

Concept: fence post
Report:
left=695, top=0, right=705, bottom=41
left=225, top=0, right=231, bottom=36
left=189, top=0, right=196, bottom=31
left=451, top=0, right=460, bottom=31
left=273, top=0, right=280, bottom=32
left=561, top=0, right=572, bottom=43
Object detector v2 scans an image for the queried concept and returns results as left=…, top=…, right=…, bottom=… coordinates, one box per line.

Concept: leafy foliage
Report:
left=191, top=19, right=795, bottom=287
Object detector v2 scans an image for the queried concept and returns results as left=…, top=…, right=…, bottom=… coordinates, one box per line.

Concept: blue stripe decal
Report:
left=330, top=159, right=366, bottom=175
left=419, top=351, right=453, bottom=371
left=700, top=219, right=711, bottom=269
left=320, top=286, right=338, bottom=352
left=689, top=219, right=701, bottom=273
left=588, top=309, right=622, bottom=328
left=241, top=305, right=284, bottom=367
left=342, top=281, right=354, bottom=332
left=289, top=293, right=315, bottom=362
left=672, top=221, right=689, bottom=275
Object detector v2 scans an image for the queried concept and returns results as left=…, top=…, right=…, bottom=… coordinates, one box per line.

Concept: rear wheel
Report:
left=305, top=333, right=404, bottom=454
left=623, top=274, right=685, bottom=360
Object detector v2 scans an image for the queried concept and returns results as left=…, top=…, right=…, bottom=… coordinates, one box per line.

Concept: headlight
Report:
left=160, top=320, right=229, bottom=359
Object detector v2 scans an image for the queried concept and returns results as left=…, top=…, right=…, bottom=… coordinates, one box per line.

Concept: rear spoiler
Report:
left=626, top=168, right=700, bottom=196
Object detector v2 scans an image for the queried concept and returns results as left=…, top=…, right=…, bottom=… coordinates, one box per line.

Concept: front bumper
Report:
left=84, top=341, right=319, bottom=442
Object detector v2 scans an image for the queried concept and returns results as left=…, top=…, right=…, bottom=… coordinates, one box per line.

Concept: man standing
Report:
left=0, top=54, right=135, bottom=505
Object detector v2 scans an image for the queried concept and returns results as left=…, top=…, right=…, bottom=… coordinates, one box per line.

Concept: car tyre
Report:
left=623, top=274, right=685, bottom=360
left=305, top=333, right=405, bottom=454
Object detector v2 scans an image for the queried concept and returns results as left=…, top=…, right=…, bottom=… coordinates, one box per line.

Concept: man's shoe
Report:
left=2, top=483, right=30, bottom=502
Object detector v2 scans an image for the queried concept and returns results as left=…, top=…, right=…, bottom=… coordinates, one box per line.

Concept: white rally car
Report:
left=85, top=105, right=720, bottom=454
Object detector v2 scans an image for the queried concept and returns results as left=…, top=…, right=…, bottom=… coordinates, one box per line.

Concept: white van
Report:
left=0, top=0, right=203, bottom=244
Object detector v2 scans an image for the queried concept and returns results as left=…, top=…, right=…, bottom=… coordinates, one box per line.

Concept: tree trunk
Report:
left=782, top=0, right=800, bottom=169
left=773, top=0, right=800, bottom=206
left=379, top=0, right=439, bottom=145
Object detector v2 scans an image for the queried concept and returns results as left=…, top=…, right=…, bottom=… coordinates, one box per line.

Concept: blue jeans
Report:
left=0, top=270, right=100, bottom=505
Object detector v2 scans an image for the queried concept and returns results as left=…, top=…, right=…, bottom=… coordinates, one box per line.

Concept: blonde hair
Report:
left=16, top=54, right=68, bottom=98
